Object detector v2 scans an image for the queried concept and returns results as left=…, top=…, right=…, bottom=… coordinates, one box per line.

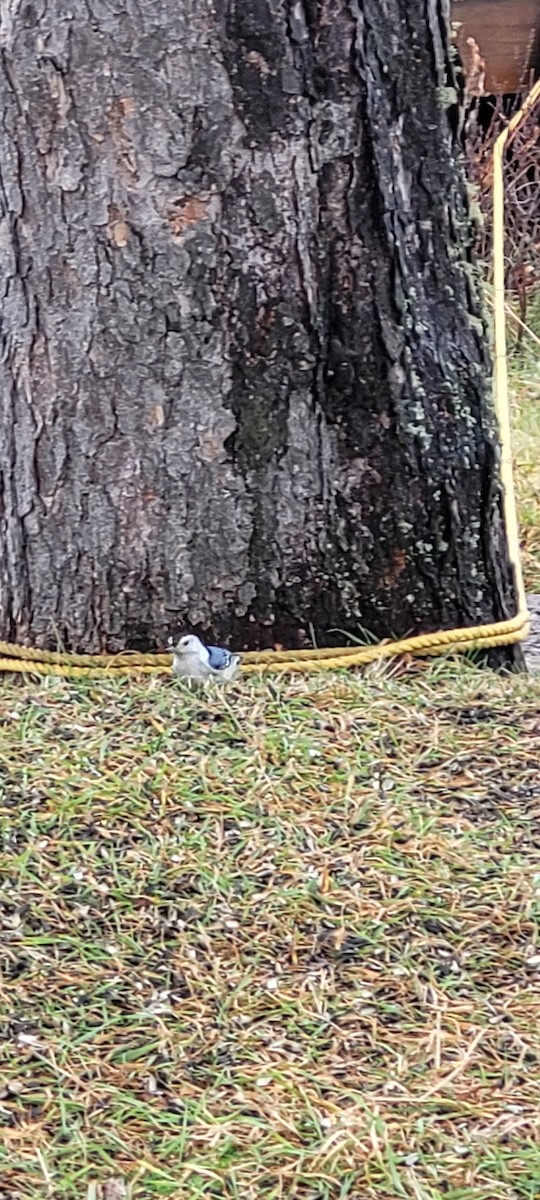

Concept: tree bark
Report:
left=0, top=0, right=522, bottom=660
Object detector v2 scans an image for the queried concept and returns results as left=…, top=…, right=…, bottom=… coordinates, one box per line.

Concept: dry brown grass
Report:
left=511, top=297, right=540, bottom=593
left=1, top=663, right=540, bottom=1198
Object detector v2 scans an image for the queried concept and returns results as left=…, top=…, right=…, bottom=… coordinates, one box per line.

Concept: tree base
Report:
left=475, top=643, right=527, bottom=673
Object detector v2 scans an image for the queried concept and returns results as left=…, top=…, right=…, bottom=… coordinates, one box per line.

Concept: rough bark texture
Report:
left=0, top=0, right=520, bottom=655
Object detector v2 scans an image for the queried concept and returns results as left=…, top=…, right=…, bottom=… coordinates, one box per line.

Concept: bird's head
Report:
left=174, top=634, right=204, bottom=655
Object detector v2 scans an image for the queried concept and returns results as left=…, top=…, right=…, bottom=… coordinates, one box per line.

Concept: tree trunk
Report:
left=0, top=0, right=521, bottom=660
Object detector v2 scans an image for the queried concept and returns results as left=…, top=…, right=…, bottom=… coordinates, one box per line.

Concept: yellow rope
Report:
left=0, top=613, right=529, bottom=678
left=3, top=80, right=538, bottom=680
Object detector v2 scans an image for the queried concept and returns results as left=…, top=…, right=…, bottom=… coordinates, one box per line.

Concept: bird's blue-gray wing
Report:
left=206, top=645, right=231, bottom=670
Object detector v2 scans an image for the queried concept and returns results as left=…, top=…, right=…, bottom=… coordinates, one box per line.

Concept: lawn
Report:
left=1, top=664, right=540, bottom=1199
left=1, top=334, right=540, bottom=1200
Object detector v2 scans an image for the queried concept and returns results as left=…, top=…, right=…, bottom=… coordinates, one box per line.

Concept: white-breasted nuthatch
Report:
left=171, top=634, right=241, bottom=684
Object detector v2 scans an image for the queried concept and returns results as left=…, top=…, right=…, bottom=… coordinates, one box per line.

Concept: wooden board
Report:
left=452, top=0, right=540, bottom=92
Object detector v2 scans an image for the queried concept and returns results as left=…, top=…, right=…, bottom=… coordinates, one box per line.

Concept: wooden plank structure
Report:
left=452, top=0, right=540, bottom=93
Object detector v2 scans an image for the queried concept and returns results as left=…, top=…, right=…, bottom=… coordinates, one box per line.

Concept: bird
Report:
left=171, top=634, right=241, bottom=685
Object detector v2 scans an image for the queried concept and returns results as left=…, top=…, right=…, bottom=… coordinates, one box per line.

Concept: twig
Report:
left=418, top=1028, right=486, bottom=1100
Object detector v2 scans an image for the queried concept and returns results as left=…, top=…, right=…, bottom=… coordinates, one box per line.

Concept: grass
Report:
left=510, top=300, right=540, bottom=592
left=0, top=315, right=539, bottom=1200
left=2, top=662, right=540, bottom=1199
